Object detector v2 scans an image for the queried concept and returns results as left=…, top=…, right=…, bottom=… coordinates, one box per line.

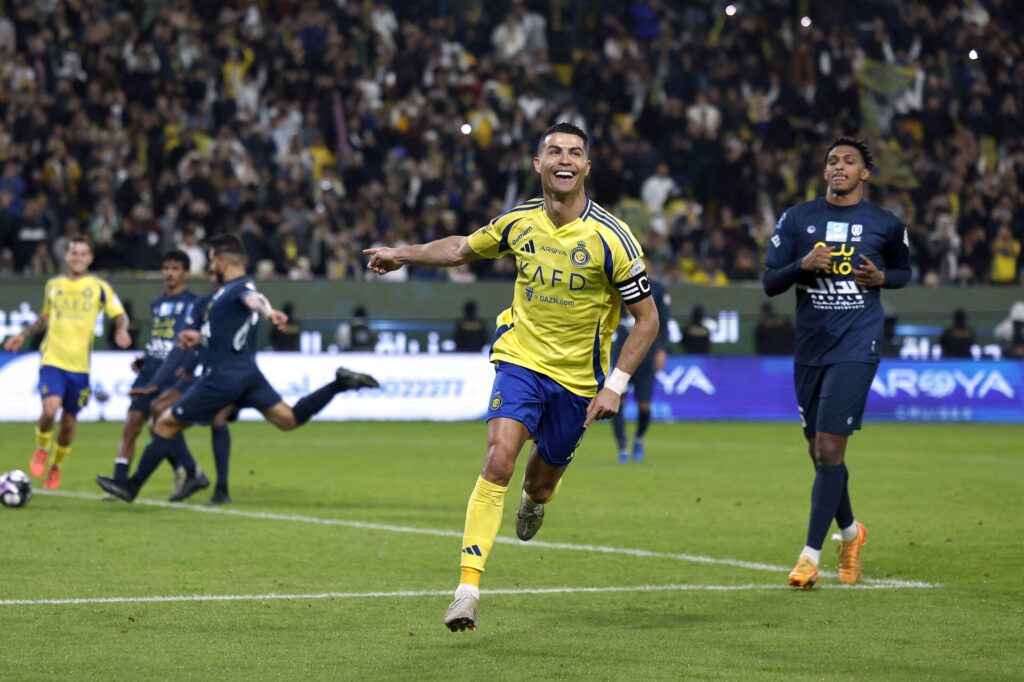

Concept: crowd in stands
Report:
left=0, top=0, right=1021, bottom=286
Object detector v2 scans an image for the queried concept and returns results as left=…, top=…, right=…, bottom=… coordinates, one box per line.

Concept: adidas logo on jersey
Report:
left=521, top=240, right=535, bottom=254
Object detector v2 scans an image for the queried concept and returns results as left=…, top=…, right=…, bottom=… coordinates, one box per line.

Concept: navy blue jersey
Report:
left=763, top=198, right=911, bottom=365
left=611, top=279, right=671, bottom=362
left=199, top=276, right=261, bottom=370
left=147, top=289, right=213, bottom=389
left=140, top=290, right=201, bottom=377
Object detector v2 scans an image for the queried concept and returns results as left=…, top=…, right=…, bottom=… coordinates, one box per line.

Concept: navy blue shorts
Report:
left=794, top=362, right=878, bottom=438
left=172, top=365, right=281, bottom=426
left=38, top=365, right=90, bottom=416
left=129, top=371, right=161, bottom=415
left=486, top=362, right=590, bottom=467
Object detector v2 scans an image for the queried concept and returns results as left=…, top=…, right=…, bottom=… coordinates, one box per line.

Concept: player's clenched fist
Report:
left=800, top=245, right=835, bottom=271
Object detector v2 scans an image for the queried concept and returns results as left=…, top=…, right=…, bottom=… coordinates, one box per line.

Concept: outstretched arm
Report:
left=3, top=313, right=49, bottom=352
left=364, top=236, right=480, bottom=275
left=244, top=292, right=288, bottom=329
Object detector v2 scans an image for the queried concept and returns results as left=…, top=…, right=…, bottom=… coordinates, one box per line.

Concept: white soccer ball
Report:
left=0, top=469, right=33, bottom=508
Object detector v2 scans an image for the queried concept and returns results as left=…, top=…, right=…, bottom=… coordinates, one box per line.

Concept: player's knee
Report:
left=812, top=440, right=844, bottom=466
left=480, top=454, right=515, bottom=487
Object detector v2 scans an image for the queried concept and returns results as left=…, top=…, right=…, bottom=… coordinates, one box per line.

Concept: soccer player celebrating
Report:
left=95, top=234, right=379, bottom=503
left=3, top=236, right=132, bottom=489
left=365, top=122, right=659, bottom=632
left=109, top=250, right=201, bottom=489
left=763, top=137, right=911, bottom=589
left=609, top=255, right=671, bottom=463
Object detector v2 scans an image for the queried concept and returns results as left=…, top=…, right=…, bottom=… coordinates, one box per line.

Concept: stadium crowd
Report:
left=0, top=0, right=1021, bottom=286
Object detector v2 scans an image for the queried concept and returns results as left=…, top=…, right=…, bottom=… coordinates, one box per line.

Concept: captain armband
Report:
left=615, top=270, right=653, bottom=304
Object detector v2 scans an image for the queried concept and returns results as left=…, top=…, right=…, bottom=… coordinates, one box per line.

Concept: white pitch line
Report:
left=38, top=490, right=941, bottom=589
left=0, top=581, right=929, bottom=607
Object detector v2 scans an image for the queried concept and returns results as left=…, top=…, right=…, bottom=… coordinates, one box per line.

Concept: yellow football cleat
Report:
left=30, top=449, right=48, bottom=478
left=837, top=523, right=868, bottom=585
left=788, top=556, right=819, bottom=590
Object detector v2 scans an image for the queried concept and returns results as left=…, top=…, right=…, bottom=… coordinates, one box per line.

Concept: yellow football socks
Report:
left=523, top=477, right=562, bottom=507
left=52, top=443, right=71, bottom=468
left=459, top=476, right=507, bottom=575
left=35, top=427, right=53, bottom=452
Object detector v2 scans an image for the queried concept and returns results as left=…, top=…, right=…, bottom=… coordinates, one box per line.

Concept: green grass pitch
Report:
left=1, top=420, right=1021, bottom=680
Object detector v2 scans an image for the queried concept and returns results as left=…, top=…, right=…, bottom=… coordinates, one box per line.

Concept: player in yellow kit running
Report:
left=365, top=122, right=659, bottom=632
left=3, top=236, right=132, bottom=488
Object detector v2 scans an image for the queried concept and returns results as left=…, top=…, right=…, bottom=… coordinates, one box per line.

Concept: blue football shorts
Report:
left=486, top=362, right=591, bottom=467
left=38, top=365, right=91, bottom=416
left=129, top=369, right=164, bottom=415
left=172, top=365, right=281, bottom=425
left=794, top=361, right=879, bottom=438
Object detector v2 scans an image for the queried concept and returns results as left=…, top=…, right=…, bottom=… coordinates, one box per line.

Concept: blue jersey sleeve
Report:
left=881, top=221, right=912, bottom=289
left=763, top=210, right=817, bottom=296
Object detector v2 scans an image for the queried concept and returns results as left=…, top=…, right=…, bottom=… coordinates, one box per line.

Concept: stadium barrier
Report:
left=1, top=353, right=1021, bottom=424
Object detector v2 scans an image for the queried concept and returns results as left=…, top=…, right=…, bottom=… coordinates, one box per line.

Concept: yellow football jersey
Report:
left=468, top=197, right=647, bottom=397
left=39, top=275, right=126, bottom=373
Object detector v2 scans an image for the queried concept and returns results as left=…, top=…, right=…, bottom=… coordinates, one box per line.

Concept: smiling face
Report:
left=64, top=239, right=93, bottom=277
left=534, top=131, right=591, bottom=201
left=823, top=144, right=871, bottom=198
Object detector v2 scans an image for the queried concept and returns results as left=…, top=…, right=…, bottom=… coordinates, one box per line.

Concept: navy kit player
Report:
left=763, top=137, right=911, bottom=588
left=96, top=234, right=379, bottom=502
left=109, top=250, right=200, bottom=488
left=610, top=255, right=671, bottom=463
left=129, top=268, right=237, bottom=504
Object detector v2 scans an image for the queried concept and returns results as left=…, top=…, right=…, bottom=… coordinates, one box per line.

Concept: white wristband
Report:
left=605, top=368, right=631, bottom=396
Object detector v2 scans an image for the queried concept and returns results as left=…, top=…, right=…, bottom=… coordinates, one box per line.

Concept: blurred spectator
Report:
left=640, top=162, right=680, bottom=235
left=940, top=309, right=976, bottom=358
left=453, top=300, right=490, bottom=353
left=754, top=302, right=795, bottom=356
left=990, top=227, right=1022, bottom=285
left=994, top=301, right=1024, bottom=359
left=681, top=305, right=711, bottom=355
left=177, top=224, right=207, bottom=275
left=0, top=0, right=1018, bottom=288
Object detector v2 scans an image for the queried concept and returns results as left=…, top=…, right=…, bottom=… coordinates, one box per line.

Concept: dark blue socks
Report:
left=211, top=424, right=231, bottom=492
left=635, top=408, right=651, bottom=440
left=611, top=411, right=626, bottom=450
left=834, top=464, right=854, bottom=531
left=293, top=381, right=340, bottom=426
left=130, top=434, right=195, bottom=487
left=806, top=463, right=846, bottom=550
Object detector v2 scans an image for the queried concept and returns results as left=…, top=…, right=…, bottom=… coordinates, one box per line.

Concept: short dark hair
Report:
left=824, top=136, right=874, bottom=170
left=161, top=249, right=191, bottom=271
left=67, top=235, right=94, bottom=253
left=538, top=122, right=589, bottom=157
left=207, top=233, right=247, bottom=265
